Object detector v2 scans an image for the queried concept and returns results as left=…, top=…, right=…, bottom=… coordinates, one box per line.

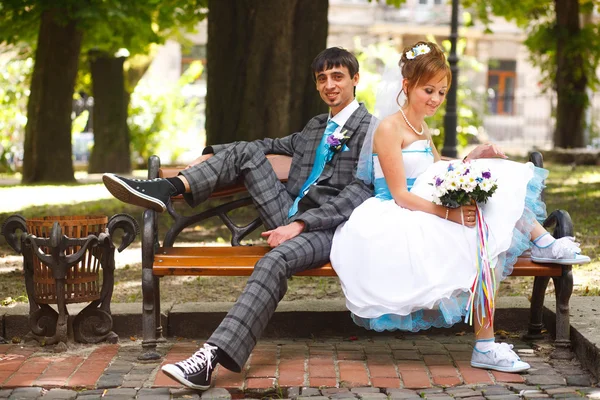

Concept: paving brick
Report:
left=39, top=389, right=77, bottom=400
left=308, top=364, right=336, bottom=378
left=278, top=370, right=306, bottom=387
left=200, top=387, right=232, bottom=399
left=367, top=364, right=398, bottom=378
left=300, top=388, right=321, bottom=396
left=456, top=364, right=493, bottom=385
left=385, top=389, right=419, bottom=395
left=370, top=377, right=401, bottom=389
left=338, top=352, right=366, bottom=361
left=338, top=362, right=369, bottom=387
left=356, top=394, right=389, bottom=400
left=396, top=361, right=426, bottom=372
left=96, top=374, right=124, bottom=389
left=211, top=367, right=244, bottom=390
left=525, top=375, right=566, bottom=386
left=297, top=397, right=330, bottom=400
left=351, top=388, right=381, bottom=394
left=7, top=387, right=44, bottom=399
left=423, top=355, right=453, bottom=366
left=307, top=377, right=337, bottom=388
left=321, top=388, right=351, bottom=395
left=393, top=351, right=421, bottom=361
left=0, top=389, right=13, bottom=398
left=399, top=371, right=431, bottom=389
left=170, top=388, right=201, bottom=399
left=545, top=388, right=580, bottom=395
left=565, top=376, right=591, bottom=387
left=246, top=364, right=276, bottom=378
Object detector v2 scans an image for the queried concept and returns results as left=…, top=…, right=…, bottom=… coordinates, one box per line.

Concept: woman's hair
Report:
left=397, top=41, right=452, bottom=106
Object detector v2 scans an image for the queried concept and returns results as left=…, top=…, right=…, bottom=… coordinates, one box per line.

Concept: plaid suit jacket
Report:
left=211, top=104, right=373, bottom=232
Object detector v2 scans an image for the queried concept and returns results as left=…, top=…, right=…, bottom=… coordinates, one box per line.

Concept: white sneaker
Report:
left=531, top=236, right=591, bottom=265
left=471, top=342, right=530, bottom=373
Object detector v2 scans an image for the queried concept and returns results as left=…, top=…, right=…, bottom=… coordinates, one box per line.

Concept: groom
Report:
left=102, top=47, right=373, bottom=390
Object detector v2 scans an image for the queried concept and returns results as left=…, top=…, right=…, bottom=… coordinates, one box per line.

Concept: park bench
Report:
left=138, top=152, right=575, bottom=361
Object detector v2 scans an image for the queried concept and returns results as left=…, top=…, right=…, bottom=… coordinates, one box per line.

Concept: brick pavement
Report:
left=0, top=334, right=598, bottom=399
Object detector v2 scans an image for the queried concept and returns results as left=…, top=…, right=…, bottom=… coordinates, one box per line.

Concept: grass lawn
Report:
left=0, top=161, right=599, bottom=306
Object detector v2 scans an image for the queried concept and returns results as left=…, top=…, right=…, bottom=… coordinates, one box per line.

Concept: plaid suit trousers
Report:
left=180, top=142, right=335, bottom=371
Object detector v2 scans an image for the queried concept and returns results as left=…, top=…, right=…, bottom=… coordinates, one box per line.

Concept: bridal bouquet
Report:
left=431, top=159, right=499, bottom=328
left=431, top=160, right=498, bottom=208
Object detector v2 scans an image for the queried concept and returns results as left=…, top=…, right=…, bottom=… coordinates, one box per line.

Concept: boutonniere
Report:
left=326, top=129, right=350, bottom=153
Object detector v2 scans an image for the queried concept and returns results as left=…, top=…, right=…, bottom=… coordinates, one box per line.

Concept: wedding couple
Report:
left=102, top=43, right=590, bottom=390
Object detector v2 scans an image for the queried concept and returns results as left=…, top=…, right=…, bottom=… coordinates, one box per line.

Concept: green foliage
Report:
left=463, top=0, right=600, bottom=111
left=428, top=38, right=486, bottom=150
left=128, top=61, right=204, bottom=166
left=0, top=52, right=32, bottom=172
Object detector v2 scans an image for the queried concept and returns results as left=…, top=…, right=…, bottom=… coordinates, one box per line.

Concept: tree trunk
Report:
left=554, top=0, right=587, bottom=148
left=206, top=0, right=328, bottom=145
left=22, top=9, right=82, bottom=183
left=88, top=51, right=131, bottom=173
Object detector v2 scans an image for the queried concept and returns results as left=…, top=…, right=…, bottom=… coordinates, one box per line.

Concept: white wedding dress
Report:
left=330, top=139, right=547, bottom=332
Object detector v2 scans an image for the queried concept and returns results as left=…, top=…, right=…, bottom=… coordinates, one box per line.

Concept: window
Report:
left=487, top=60, right=516, bottom=115
left=419, top=0, right=443, bottom=5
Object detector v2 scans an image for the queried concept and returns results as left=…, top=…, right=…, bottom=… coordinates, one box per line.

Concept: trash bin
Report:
left=1, top=213, right=138, bottom=348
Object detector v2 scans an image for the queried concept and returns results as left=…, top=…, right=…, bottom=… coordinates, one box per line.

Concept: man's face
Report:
left=315, top=65, right=359, bottom=116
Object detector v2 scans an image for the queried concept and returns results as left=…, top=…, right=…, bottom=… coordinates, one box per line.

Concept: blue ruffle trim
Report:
left=496, top=166, right=548, bottom=280
left=352, top=165, right=549, bottom=333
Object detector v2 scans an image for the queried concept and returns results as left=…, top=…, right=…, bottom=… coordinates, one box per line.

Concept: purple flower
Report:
left=327, top=135, right=341, bottom=147
left=463, top=168, right=470, bottom=176
left=435, top=177, right=444, bottom=187
left=482, top=171, right=491, bottom=179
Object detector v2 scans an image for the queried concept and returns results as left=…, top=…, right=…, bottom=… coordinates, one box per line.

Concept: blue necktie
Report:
left=288, top=119, right=339, bottom=218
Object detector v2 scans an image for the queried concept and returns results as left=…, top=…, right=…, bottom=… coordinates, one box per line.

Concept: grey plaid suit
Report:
left=179, top=104, right=373, bottom=372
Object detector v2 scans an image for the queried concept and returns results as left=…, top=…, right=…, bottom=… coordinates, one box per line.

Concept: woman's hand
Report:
left=465, top=143, right=507, bottom=161
left=446, top=205, right=477, bottom=228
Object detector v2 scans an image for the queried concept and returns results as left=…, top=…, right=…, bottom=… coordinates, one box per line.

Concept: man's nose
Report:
left=325, top=77, right=335, bottom=89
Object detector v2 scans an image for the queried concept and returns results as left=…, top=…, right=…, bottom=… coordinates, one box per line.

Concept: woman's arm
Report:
left=374, top=119, right=476, bottom=227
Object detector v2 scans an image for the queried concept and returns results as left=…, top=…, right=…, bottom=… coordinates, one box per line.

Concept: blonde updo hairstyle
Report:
left=397, top=41, right=452, bottom=107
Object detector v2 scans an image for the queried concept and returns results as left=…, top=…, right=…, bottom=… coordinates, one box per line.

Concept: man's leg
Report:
left=208, top=229, right=334, bottom=371
left=103, top=142, right=293, bottom=228
left=161, top=230, right=334, bottom=389
left=180, top=142, right=293, bottom=230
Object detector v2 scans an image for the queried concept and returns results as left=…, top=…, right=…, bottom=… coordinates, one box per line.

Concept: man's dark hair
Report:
left=311, top=47, right=359, bottom=79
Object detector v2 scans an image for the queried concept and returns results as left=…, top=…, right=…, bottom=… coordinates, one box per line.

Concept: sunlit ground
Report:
left=0, top=170, right=147, bottom=214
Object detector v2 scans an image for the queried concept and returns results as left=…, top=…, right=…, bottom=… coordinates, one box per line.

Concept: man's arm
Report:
left=295, top=178, right=372, bottom=232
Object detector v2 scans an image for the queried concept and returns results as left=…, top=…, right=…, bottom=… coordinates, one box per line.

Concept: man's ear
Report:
left=353, top=72, right=360, bottom=86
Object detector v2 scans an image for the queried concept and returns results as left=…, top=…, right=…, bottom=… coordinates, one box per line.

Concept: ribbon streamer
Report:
left=465, top=205, right=496, bottom=328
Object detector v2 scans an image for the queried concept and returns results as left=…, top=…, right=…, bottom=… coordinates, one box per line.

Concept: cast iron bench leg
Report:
left=525, top=275, right=550, bottom=340
left=552, top=265, right=574, bottom=359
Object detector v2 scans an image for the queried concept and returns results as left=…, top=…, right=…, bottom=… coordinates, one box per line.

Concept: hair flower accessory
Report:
left=326, top=129, right=350, bottom=153
left=406, top=44, right=431, bottom=60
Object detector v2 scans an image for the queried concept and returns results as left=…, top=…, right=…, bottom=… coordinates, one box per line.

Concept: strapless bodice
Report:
left=373, top=140, right=434, bottom=200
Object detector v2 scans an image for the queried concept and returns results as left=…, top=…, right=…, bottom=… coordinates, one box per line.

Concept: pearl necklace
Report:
left=399, top=108, right=424, bottom=136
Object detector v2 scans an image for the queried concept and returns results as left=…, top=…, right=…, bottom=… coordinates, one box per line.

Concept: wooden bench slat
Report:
left=153, top=247, right=563, bottom=278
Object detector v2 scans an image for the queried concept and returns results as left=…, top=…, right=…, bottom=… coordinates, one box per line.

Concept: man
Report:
left=102, top=47, right=373, bottom=390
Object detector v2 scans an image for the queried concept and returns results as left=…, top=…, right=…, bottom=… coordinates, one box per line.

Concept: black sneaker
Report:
left=102, top=173, right=177, bottom=213
left=161, top=343, right=218, bottom=390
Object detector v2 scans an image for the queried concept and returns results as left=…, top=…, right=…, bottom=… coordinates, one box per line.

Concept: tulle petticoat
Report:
left=330, top=159, right=548, bottom=332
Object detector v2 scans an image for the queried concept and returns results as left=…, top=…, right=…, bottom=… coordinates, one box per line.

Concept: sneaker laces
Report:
left=493, top=342, right=520, bottom=363
left=175, top=343, right=217, bottom=378
left=551, top=237, right=582, bottom=259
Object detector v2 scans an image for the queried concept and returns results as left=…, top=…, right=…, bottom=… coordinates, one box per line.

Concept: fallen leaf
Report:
left=455, top=331, right=466, bottom=336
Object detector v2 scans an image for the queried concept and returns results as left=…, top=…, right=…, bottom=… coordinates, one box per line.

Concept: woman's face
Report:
left=405, top=72, right=448, bottom=116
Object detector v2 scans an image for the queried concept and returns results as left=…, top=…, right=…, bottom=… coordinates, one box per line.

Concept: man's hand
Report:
left=261, top=221, right=305, bottom=247
left=184, top=153, right=213, bottom=170
left=465, top=143, right=507, bottom=161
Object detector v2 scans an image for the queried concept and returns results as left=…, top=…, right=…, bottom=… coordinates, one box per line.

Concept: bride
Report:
left=330, top=41, right=590, bottom=373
